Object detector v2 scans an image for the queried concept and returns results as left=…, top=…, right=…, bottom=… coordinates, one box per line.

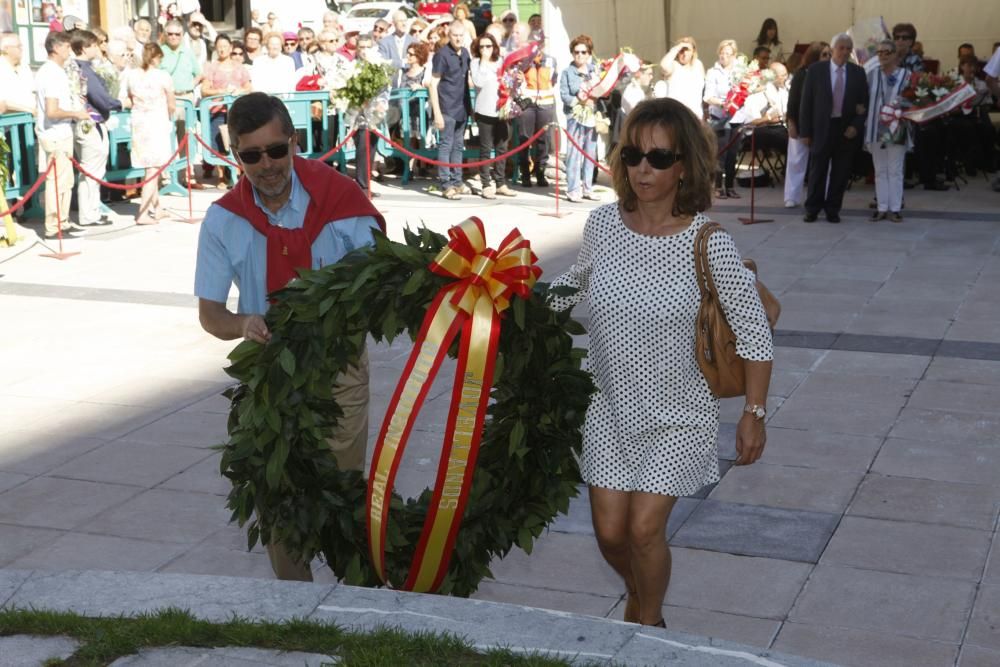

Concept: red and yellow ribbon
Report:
left=366, top=219, right=541, bottom=593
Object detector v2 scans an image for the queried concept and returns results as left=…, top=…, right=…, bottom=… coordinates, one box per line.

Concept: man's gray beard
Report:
left=252, top=172, right=291, bottom=199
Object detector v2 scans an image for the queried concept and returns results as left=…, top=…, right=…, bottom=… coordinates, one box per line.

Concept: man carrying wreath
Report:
left=194, top=92, right=385, bottom=581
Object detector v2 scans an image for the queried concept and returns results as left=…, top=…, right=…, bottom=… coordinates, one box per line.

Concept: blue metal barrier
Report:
left=273, top=91, right=333, bottom=159
left=195, top=95, right=240, bottom=183
left=0, top=112, right=44, bottom=218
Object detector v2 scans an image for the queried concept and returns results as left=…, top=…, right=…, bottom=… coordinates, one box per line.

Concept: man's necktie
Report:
left=832, top=66, right=845, bottom=117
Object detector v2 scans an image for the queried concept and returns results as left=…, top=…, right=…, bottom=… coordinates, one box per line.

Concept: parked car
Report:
left=252, top=0, right=342, bottom=33
left=415, top=0, right=456, bottom=23
left=341, top=2, right=420, bottom=35
left=470, top=1, right=492, bottom=34
left=417, top=0, right=490, bottom=34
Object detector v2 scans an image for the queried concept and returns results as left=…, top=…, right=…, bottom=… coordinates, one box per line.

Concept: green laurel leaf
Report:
left=219, top=227, right=594, bottom=597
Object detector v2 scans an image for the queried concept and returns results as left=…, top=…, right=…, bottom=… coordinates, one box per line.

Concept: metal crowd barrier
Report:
left=0, top=112, right=44, bottom=218
left=2, top=88, right=526, bottom=213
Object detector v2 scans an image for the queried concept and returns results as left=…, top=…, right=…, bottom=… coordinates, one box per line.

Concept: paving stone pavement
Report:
left=2, top=169, right=1000, bottom=666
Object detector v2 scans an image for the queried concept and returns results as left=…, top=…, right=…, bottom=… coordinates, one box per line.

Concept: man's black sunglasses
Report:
left=620, top=146, right=682, bottom=169
left=236, top=140, right=292, bottom=164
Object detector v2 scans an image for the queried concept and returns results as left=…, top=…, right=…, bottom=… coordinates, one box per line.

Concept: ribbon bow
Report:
left=879, top=103, right=904, bottom=133
left=367, top=219, right=540, bottom=593
left=430, top=219, right=541, bottom=315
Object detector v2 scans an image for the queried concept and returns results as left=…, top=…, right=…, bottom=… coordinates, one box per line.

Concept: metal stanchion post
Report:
left=365, top=124, right=373, bottom=200
left=40, top=157, right=80, bottom=260
left=540, top=124, right=569, bottom=219
left=179, top=134, right=198, bottom=223
left=738, top=127, right=773, bottom=225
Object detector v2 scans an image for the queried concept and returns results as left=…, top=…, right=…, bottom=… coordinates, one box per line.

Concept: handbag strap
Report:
left=693, top=220, right=725, bottom=302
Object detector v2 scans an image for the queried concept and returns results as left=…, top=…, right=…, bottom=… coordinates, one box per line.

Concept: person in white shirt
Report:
left=704, top=39, right=741, bottom=198
left=35, top=31, right=91, bottom=238
left=0, top=33, right=35, bottom=115
left=656, top=37, right=705, bottom=120
left=251, top=32, right=296, bottom=94
left=621, top=65, right=653, bottom=116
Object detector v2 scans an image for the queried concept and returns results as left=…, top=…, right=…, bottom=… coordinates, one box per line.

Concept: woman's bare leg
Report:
left=628, top=491, right=677, bottom=625
left=137, top=168, right=158, bottom=222
left=589, top=486, right=638, bottom=619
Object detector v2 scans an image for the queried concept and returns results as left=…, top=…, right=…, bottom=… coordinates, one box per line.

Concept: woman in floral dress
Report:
left=125, top=42, right=175, bottom=224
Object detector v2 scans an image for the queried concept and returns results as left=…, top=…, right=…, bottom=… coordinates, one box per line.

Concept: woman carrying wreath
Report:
left=864, top=39, right=909, bottom=222
left=549, top=98, right=773, bottom=627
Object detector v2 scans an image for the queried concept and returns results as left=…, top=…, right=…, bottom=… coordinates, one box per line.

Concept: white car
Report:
left=340, top=2, right=419, bottom=36
left=252, top=0, right=343, bottom=33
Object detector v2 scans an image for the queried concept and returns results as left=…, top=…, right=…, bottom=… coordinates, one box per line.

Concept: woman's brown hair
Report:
left=569, top=34, right=593, bottom=55
left=408, top=40, right=430, bottom=66
left=472, top=31, right=499, bottom=61
left=801, top=41, right=830, bottom=69
left=141, top=42, right=163, bottom=70
left=610, top=97, right=716, bottom=214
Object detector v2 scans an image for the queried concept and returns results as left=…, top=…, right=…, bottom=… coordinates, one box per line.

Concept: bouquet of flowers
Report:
left=328, top=58, right=394, bottom=123
left=889, top=70, right=976, bottom=124
left=497, top=39, right=544, bottom=120
left=569, top=51, right=641, bottom=129
left=723, top=57, right=775, bottom=115
left=65, top=59, right=95, bottom=134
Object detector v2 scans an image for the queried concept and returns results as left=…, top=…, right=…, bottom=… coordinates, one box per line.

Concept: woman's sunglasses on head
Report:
left=620, top=146, right=682, bottom=169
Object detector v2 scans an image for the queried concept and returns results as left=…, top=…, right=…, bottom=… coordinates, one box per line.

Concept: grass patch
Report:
left=0, top=606, right=576, bottom=666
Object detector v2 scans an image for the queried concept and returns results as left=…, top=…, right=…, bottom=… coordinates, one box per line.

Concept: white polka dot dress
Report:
left=549, top=204, right=773, bottom=497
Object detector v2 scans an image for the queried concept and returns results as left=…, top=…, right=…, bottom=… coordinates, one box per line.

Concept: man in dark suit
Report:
left=799, top=33, right=868, bottom=223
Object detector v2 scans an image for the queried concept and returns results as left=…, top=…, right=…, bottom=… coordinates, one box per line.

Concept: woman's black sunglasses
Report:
left=236, top=141, right=291, bottom=164
left=620, top=146, right=682, bottom=169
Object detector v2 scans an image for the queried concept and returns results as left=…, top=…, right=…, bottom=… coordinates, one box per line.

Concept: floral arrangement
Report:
left=724, top=57, right=776, bottom=115
left=328, top=58, right=395, bottom=122
left=64, top=59, right=95, bottom=134
left=901, top=71, right=960, bottom=107
left=569, top=51, right=641, bottom=129
left=880, top=70, right=975, bottom=130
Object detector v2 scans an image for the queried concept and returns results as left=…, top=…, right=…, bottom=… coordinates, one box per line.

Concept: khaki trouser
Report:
left=74, top=124, right=109, bottom=225
left=38, top=134, right=74, bottom=236
left=265, top=347, right=370, bottom=581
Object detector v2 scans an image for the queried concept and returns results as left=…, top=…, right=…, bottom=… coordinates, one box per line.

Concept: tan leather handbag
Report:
left=693, top=221, right=780, bottom=398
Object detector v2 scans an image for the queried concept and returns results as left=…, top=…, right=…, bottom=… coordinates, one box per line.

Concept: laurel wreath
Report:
left=219, top=227, right=594, bottom=596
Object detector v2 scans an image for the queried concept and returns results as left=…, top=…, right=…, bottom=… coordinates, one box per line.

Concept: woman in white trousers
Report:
left=783, top=42, right=830, bottom=207
left=864, top=40, right=909, bottom=222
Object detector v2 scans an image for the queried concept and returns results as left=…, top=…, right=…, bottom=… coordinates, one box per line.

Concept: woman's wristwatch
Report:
left=744, top=404, right=766, bottom=420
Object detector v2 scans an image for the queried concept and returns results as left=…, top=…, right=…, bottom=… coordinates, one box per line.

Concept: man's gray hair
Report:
left=107, top=39, right=127, bottom=58
left=831, top=32, right=853, bottom=49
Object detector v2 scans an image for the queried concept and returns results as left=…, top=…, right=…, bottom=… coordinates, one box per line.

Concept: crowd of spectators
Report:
left=2, top=9, right=999, bottom=230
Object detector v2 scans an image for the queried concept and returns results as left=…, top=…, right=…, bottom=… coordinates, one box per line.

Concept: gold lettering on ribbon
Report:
left=367, top=219, right=540, bottom=592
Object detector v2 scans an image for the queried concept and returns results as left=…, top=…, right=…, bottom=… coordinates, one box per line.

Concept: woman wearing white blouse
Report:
left=549, top=97, right=773, bottom=629
left=470, top=33, right=516, bottom=199
left=656, top=37, right=705, bottom=120
left=704, top=39, right=741, bottom=199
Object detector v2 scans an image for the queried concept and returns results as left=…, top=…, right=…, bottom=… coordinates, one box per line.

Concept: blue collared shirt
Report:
left=194, top=169, right=380, bottom=315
